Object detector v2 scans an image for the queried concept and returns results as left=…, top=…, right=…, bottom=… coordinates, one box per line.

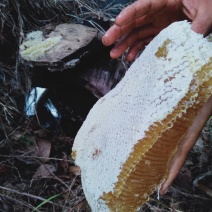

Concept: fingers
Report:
left=160, top=147, right=187, bottom=195
left=181, top=0, right=196, bottom=21
left=182, top=0, right=212, bottom=35
left=125, top=37, right=153, bottom=61
left=102, top=14, right=151, bottom=47
left=109, top=24, right=157, bottom=59
left=102, top=21, right=135, bottom=46
left=115, top=0, right=167, bottom=27
left=191, top=12, right=212, bottom=35
left=102, top=0, right=168, bottom=46
left=103, top=0, right=212, bottom=60
left=188, top=95, right=212, bottom=134
left=160, top=95, right=212, bottom=195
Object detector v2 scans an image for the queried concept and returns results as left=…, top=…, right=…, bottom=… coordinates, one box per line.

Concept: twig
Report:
left=74, top=0, right=100, bottom=17
left=12, top=0, right=23, bottom=89
left=173, top=185, right=211, bottom=200
left=0, top=154, right=74, bottom=163
left=0, top=186, right=70, bottom=210
left=193, top=171, right=212, bottom=198
left=0, top=193, right=40, bottom=212
left=0, top=126, right=21, bottom=144
left=0, top=116, right=8, bottom=140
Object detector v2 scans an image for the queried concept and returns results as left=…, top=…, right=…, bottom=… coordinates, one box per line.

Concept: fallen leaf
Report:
left=27, top=139, right=51, bottom=163
left=32, top=164, right=56, bottom=179
left=36, top=139, right=51, bottom=162
left=68, top=166, right=81, bottom=176
left=11, top=132, right=24, bottom=141
left=34, top=129, right=48, bottom=138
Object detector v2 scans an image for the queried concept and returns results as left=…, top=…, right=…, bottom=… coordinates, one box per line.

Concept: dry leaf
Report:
left=34, top=129, right=48, bottom=138
left=11, top=132, right=24, bottom=141
left=27, top=139, right=51, bottom=163
left=68, top=166, right=81, bottom=176
left=36, top=139, right=51, bottom=162
left=32, top=164, right=56, bottom=179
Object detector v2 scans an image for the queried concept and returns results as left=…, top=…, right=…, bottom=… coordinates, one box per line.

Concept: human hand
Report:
left=160, top=95, right=212, bottom=195
left=102, top=0, right=183, bottom=60
left=102, top=0, right=212, bottom=61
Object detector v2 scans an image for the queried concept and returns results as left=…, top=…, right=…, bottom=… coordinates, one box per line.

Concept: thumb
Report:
left=159, top=151, right=186, bottom=196
left=191, top=12, right=212, bottom=35
left=159, top=134, right=197, bottom=196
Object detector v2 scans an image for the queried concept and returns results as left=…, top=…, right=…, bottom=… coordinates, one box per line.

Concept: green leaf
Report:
left=32, top=193, right=61, bottom=212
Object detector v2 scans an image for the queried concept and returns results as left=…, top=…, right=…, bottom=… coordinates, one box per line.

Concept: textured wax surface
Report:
left=20, top=31, right=62, bottom=60
left=72, top=21, right=212, bottom=211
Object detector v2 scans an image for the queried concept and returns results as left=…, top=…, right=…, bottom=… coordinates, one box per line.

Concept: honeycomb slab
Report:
left=72, top=21, right=212, bottom=211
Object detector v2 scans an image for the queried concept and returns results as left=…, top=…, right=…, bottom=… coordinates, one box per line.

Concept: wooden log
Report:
left=20, top=23, right=100, bottom=71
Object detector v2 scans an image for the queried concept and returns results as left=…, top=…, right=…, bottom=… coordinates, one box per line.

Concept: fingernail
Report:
left=111, top=47, right=119, bottom=54
left=103, top=32, right=109, bottom=37
left=117, top=14, right=123, bottom=19
left=102, top=35, right=109, bottom=46
left=128, top=53, right=132, bottom=59
left=126, top=53, right=133, bottom=61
